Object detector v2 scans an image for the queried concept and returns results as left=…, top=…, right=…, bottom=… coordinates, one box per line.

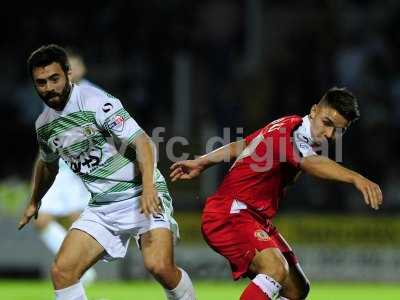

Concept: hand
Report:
left=140, top=186, right=161, bottom=217
left=18, top=201, right=40, bottom=230
left=170, top=159, right=205, bottom=182
left=353, top=175, right=383, bottom=210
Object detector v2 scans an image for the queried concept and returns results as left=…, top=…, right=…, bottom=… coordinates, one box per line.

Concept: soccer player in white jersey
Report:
left=33, top=49, right=97, bottom=285
left=18, top=44, right=196, bottom=300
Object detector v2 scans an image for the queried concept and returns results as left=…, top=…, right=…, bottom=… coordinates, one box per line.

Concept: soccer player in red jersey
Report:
left=170, top=87, right=383, bottom=300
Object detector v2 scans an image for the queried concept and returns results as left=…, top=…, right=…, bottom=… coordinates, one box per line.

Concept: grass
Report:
left=0, top=280, right=399, bottom=300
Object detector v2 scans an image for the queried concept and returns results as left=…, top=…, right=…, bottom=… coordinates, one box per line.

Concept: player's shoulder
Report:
left=274, top=115, right=303, bottom=125
left=262, top=115, right=303, bottom=131
left=35, top=107, right=52, bottom=130
left=76, top=84, right=121, bottom=111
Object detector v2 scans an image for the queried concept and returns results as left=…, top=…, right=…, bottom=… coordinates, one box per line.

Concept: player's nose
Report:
left=43, top=81, right=56, bottom=92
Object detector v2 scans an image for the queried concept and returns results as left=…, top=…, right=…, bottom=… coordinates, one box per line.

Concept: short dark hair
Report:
left=319, top=87, right=360, bottom=122
left=27, top=44, right=70, bottom=77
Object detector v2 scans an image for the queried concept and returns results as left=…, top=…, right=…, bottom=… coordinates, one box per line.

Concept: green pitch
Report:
left=0, top=280, right=399, bottom=300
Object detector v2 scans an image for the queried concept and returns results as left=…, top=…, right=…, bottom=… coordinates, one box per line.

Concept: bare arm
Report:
left=170, top=140, right=246, bottom=182
left=129, top=133, right=161, bottom=216
left=300, top=155, right=383, bottom=210
left=18, top=157, right=59, bottom=229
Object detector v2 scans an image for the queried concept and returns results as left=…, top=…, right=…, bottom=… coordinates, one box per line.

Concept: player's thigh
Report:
left=140, top=228, right=175, bottom=267
left=202, top=211, right=287, bottom=280
left=280, top=263, right=310, bottom=300
left=55, top=228, right=105, bottom=275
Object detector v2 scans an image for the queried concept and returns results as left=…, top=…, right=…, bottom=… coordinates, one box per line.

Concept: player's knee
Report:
left=253, top=251, right=289, bottom=283
left=270, top=258, right=289, bottom=283
left=51, top=260, right=78, bottom=286
left=144, top=258, right=175, bottom=280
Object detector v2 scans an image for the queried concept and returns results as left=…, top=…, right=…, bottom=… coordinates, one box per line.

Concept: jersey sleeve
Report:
left=35, top=115, right=60, bottom=163
left=95, top=96, right=144, bottom=145
left=37, top=136, right=59, bottom=163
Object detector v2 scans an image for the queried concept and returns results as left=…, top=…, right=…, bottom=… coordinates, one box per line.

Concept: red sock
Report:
left=240, top=282, right=271, bottom=300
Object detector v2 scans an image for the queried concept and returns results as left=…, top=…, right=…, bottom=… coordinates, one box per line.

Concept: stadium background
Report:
left=1, top=1, right=399, bottom=299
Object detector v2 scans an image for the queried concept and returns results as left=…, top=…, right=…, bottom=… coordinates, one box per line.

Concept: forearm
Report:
left=300, top=155, right=361, bottom=184
left=132, top=134, right=156, bottom=190
left=197, top=140, right=246, bottom=169
left=30, top=158, right=58, bottom=204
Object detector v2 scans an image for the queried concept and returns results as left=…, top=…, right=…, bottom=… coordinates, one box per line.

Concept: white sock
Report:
left=252, top=274, right=282, bottom=299
left=81, top=268, right=97, bottom=286
left=164, top=268, right=196, bottom=300
left=55, top=282, right=87, bottom=300
left=40, top=221, right=66, bottom=254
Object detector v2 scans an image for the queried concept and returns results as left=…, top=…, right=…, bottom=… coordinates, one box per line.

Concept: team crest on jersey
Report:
left=107, top=115, right=124, bottom=132
left=254, top=229, right=270, bottom=241
left=82, top=125, right=95, bottom=137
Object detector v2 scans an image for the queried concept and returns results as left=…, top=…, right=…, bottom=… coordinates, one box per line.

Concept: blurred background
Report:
left=1, top=0, right=400, bottom=292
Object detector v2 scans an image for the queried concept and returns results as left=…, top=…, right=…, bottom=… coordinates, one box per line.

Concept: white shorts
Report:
left=40, top=161, right=90, bottom=216
left=70, top=194, right=179, bottom=262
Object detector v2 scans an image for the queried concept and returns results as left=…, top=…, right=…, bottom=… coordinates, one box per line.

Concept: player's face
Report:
left=32, top=62, right=72, bottom=110
left=309, top=104, right=349, bottom=144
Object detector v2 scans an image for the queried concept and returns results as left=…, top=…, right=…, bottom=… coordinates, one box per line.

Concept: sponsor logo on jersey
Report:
left=254, top=229, right=270, bottom=241
left=102, top=102, right=113, bottom=113
left=52, top=137, right=60, bottom=148
left=108, top=115, right=124, bottom=132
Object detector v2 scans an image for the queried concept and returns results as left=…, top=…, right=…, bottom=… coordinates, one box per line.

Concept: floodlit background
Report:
left=1, top=1, right=399, bottom=299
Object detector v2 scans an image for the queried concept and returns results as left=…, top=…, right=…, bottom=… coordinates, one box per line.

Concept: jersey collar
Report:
left=298, top=115, right=315, bottom=146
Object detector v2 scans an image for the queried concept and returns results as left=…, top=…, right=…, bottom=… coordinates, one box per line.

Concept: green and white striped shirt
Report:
left=36, top=84, right=169, bottom=206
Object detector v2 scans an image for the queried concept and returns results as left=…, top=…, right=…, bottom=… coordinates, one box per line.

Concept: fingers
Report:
left=170, top=166, right=183, bottom=182
left=17, top=219, right=26, bottom=230
left=170, top=162, right=184, bottom=170
left=140, top=195, right=162, bottom=217
left=366, top=185, right=376, bottom=209
left=34, top=208, right=39, bottom=220
left=17, top=215, right=31, bottom=230
left=170, top=166, right=194, bottom=182
left=377, top=185, right=383, bottom=205
left=368, top=184, right=383, bottom=210
left=359, top=180, right=383, bottom=210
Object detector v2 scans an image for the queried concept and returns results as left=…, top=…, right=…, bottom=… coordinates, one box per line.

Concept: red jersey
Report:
left=203, top=115, right=304, bottom=219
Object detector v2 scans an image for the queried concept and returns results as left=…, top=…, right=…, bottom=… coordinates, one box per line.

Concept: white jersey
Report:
left=36, top=84, right=168, bottom=206
left=57, top=79, right=102, bottom=172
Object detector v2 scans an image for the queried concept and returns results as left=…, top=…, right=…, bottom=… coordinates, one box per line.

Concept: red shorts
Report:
left=201, top=209, right=298, bottom=280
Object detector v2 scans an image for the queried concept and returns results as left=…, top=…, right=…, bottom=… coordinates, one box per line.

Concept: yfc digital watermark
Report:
left=117, top=126, right=344, bottom=172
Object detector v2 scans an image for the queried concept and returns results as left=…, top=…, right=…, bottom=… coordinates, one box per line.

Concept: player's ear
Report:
left=310, top=104, right=317, bottom=119
left=67, top=69, right=72, bottom=82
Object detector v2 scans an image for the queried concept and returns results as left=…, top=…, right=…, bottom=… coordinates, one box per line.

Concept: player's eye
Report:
left=50, top=76, right=59, bottom=83
left=36, top=79, right=46, bottom=86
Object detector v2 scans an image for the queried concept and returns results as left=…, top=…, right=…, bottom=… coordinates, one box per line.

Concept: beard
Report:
left=39, top=81, right=72, bottom=111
